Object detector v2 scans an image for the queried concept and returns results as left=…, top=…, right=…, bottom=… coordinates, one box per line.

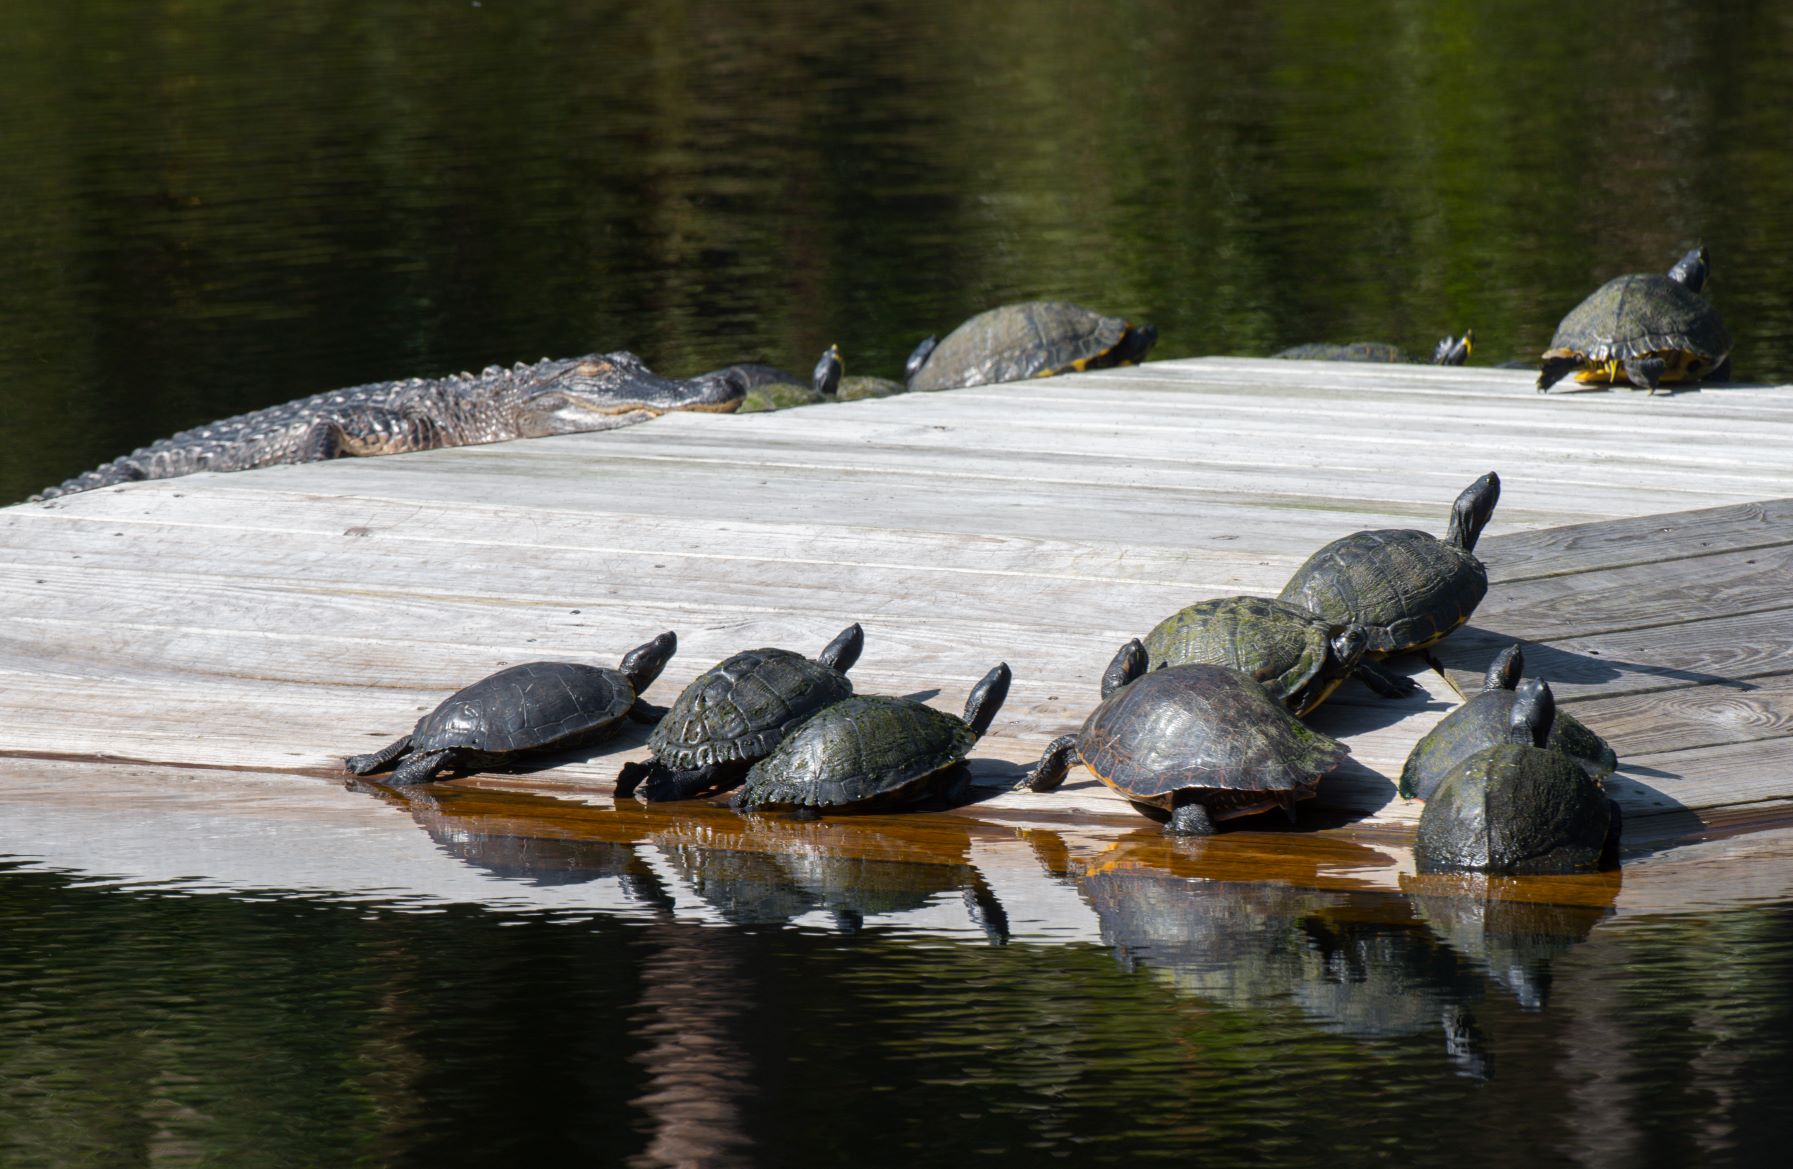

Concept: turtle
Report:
left=1139, top=595, right=1418, bottom=715
left=614, top=622, right=865, bottom=802
left=1273, top=331, right=1473, bottom=366
left=1537, top=246, right=1732, bottom=394
left=1414, top=679, right=1621, bottom=874
left=1399, top=643, right=1618, bottom=800
left=734, top=663, right=1011, bottom=819
left=1278, top=471, right=1500, bottom=658
left=838, top=375, right=908, bottom=401
left=905, top=301, right=1157, bottom=392
left=1027, top=642, right=1349, bottom=836
left=343, top=631, right=678, bottom=786
left=729, top=345, right=843, bottom=413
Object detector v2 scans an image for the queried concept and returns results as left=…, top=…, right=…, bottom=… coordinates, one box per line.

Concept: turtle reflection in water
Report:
left=1404, top=872, right=1616, bottom=1011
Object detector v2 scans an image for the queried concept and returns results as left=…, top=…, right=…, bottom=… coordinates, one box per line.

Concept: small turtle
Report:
left=615, top=623, right=866, bottom=802
left=344, top=631, right=677, bottom=786
left=838, top=375, right=908, bottom=401
left=1273, top=331, right=1473, bottom=366
left=1414, top=681, right=1621, bottom=874
left=1399, top=644, right=1618, bottom=800
left=735, top=663, right=1011, bottom=819
left=1028, top=643, right=1349, bottom=836
left=1140, top=595, right=1416, bottom=715
left=1537, top=246, right=1732, bottom=394
left=1279, top=471, right=1500, bottom=657
left=727, top=345, right=842, bottom=413
left=905, top=301, right=1157, bottom=392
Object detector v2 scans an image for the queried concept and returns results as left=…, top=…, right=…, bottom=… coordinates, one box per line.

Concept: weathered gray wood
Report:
left=1478, top=498, right=1793, bottom=582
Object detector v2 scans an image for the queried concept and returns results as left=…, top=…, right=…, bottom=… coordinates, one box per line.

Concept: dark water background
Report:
left=6, top=1, right=1793, bottom=1163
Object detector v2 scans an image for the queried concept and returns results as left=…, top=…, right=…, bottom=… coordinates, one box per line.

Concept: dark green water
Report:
left=7, top=1, right=1793, bottom=1162
left=4, top=0, right=1793, bottom=502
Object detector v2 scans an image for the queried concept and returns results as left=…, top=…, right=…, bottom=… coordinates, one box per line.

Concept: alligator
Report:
left=30, top=351, right=745, bottom=501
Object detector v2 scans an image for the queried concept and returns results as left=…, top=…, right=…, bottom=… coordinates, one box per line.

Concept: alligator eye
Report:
left=573, top=359, right=612, bottom=377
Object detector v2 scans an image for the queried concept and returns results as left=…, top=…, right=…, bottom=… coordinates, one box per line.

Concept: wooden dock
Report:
left=5, top=357, right=1793, bottom=931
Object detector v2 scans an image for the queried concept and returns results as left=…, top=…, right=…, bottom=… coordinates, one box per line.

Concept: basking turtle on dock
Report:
left=1414, top=681, right=1621, bottom=874
left=1028, top=642, right=1349, bottom=836
left=615, top=623, right=866, bottom=802
left=735, top=664, right=1011, bottom=819
left=1278, top=471, right=1500, bottom=658
left=344, top=632, right=677, bottom=786
left=905, top=301, right=1157, bottom=392
left=1399, top=644, right=1617, bottom=800
left=1139, top=595, right=1416, bottom=714
left=1273, top=332, right=1473, bottom=366
left=1537, top=246, right=1732, bottom=394
left=728, top=345, right=844, bottom=412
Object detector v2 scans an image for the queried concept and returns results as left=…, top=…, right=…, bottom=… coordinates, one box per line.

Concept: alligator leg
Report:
left=345, top=734, right=412, bottom=775
left=302, top=408, right=442, bottom=461
left=388, top=748, right=464, bottom=786
left=1355, top=659, right=1421, bottom=698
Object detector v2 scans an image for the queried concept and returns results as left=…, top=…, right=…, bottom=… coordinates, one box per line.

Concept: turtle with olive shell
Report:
left=1399, top=644, right=1617, bottom=800
left=1279, top=471, right=1500, bottom=658
left=905, top=301, right=1157, bottom=392
left=1414, top=680, right=1621, bottom=874
left=615, top=623, right=865, bottom=802
left=344, top=631, right=678, bottom=786
left=735, top=663, right=1011, bottom=819
left=1273, top=332, right=1473, bottom=366
left=1537, top=246, right=1732, bottom=394
left=1140, top=594, right=1418, bottom=715
left=1028, top=642, right=1349, bottom=836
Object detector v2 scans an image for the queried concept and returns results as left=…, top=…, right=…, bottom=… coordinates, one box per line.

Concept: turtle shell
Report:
left=1400, top=687, right=1618, bottom=800
left=650, top=647, right=854, bottom=771
left=1414, top=744, right=1616, bottom=874
left=1543, top=273, right=1731, bottom=385
left=740, top=695, right=975, bottom=811
left=1272, top=341, right=1416, bottom=363
left=1279, top=529, right=1486, bottom=655
left=1141, top=595, right=1346, bottom=715
left=409, top=661, right=635, bottom=757
left=906, top=301, right=1153, bottom=392
left=1076, top=664, right=1347, bottom=819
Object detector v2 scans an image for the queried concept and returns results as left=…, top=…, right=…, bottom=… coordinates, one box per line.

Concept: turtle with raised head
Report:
left=905, top=301, right=1157, bottom=392
left=1414, top=680, right=1621, bottom=874
left=1274, top=332, right=1473, bottom=366
left=1537, top=246, right=1732, bottom=394
left=1279, top=471, right=1500, bottom=658
left=615, top=623, right=865, bottom=802
left=735, top=663, right=1011, bottom=819
left=1140, top=595, right=1416, bottom=715
left=1399, top=644, right=1617, bottom=800
left=1028, top=642, right=1349, bottom=836
left=344, top=632, right=678, bottom=786
left=731, top=344, right=844, bottom=413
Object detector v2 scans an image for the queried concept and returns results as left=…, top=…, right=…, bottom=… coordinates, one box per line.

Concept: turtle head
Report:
left=812, top=344, right=843, bottom=399
left=517, top=352, right=745, bottom=436
left=816, top=622, right=864, bottom=673
left=1101, top=639, right=1149, bottom=698
left=1328, top=624, right=1371, bottom=671
left=1668, top=245, right=1710, bottom=292
left=620, top=631, right=678, bottom=691
left=1446, top=471, right=1501, bottom=552
left=903, top=335, right=938, bottom=383
left=1432, top=330, right=1473, bottom=366
left=962, top=662, right=1012, bottom=737
left=1485, top=643, right=1525, bottom=691
left=1508, top=679, right=1555, bottom=748
left=1112, top=321, right=1159, bottom=366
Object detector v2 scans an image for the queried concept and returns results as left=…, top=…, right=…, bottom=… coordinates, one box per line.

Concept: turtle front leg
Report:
left=1536, top=355, right=1580, bottom=393
left=1354, top=659, right=1420, bottom=698
left=1025, top=735, right=1079, bottom=792
left=614, top=760, right=657, bottom=798
left=1623, top=355, right=1668, bottom=395
left=388, top=748, right=464, bottom=787
left=642, top=763, right=742, bottom=802
left=1165, top=795, right=1217, bottom=837
left=345, top=734, right=412, bottom=775
left=1600, top=798, right=1624, bottom=870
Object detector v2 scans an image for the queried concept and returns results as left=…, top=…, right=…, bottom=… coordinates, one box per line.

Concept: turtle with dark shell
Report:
left=1537, top=246, right=1732, bottom=394
left=614, top=623, right=865, bottom=802
left=731, top=345, right=844, bottom=413
left=905, top=301, right=1157, bottom=392
left=1279, top=471, right=1500, bottom=658
left=1399, top=644, right=1617, bottom=800
left=344, top=631, right=677, bottom=786
left=1140, top=595, right=1417, bottom=715
left=1273, top=332, right=1473, bottom=366
left=1028, top=642, right=1349, bottom=836
left=1414, top=680, right=1621, bottom=874
left=734, top=663, right=1011, bottom=819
